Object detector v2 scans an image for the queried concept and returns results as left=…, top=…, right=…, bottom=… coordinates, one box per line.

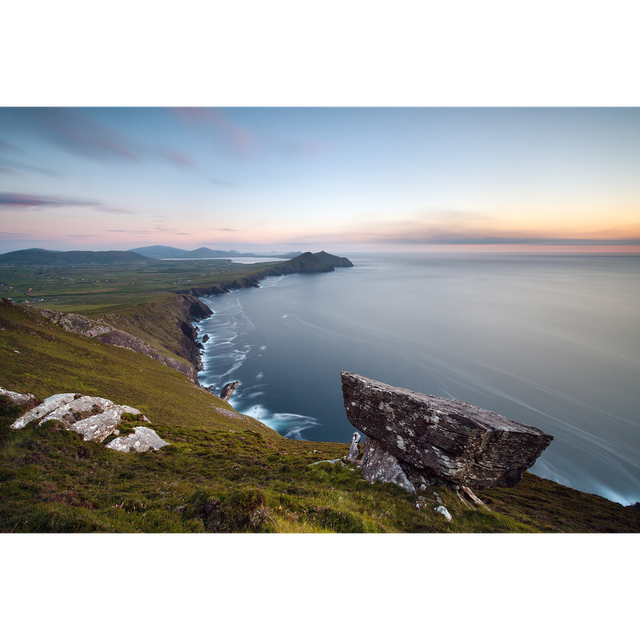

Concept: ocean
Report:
left=196, top=252, right=640, bottom=506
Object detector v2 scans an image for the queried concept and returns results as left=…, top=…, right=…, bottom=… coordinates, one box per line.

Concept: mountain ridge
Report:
left=129, top=245, right=302, bottom=260
left=0, top=248, right=156, bottom=266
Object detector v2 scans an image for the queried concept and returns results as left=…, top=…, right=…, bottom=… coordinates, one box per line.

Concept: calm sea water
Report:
left=196, top=252, right=640, bottom=506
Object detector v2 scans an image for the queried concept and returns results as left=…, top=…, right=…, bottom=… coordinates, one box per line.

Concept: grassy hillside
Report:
left=2, top=298, right=640, bottom=533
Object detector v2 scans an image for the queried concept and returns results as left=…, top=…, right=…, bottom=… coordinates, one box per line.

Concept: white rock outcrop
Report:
left=7, top=390, right=167, bottom=453
left=106, top=426, right=169, bottom=453
left=0, top=387, right=37, bottom=407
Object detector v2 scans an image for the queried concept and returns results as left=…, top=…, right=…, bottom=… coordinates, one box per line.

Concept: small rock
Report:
left=220, top=381, right=239, bottom=402
left=435, top=505, right=452, bottom=521
left=0, top=387, right=37, bottom=408
left=346, top=431, right=361, bottom=462
left=106, top=426, right=169, bottom=453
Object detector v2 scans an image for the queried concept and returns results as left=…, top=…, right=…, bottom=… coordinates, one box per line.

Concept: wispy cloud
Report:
left=0, top=138, right=62, bottom=176
left=0, top=192, right=138, bottom=216
left=288, top=209, right=640, bottom=247
left=0, top=139, right=21, bottom=153
left=159, top=149, right=195, bottom=168
left=2, top=108, right=196, bottom=170
left=172, top=107, right=256, bottom=155
left=155, top=224, right=190, bottom=235
left=9, top=108, right=139, bottom=163
left=211, top=177, right=234, bottom=186
left=0, top=192, right=100, bottom=208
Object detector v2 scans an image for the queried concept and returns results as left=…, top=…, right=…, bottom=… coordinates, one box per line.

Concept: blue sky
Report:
left=1, top=107, right=639, bottom=254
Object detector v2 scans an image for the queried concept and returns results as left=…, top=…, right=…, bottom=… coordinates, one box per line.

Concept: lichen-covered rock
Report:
left=346, top=431, right=361, bottom=462
left=105, top=426, right=168, bottom=453
left=360, top=437, right=416, bottom=494
left=7, top=390, right=161, bottom=453
left=341, top=371, right=553, bottom=488
left=0, top=387, right=38, bottom=409
left=11, top=393, right=77, bottom=429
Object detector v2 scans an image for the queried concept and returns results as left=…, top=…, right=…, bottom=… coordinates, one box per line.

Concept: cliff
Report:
left=35, top=294, right=212, bottom=382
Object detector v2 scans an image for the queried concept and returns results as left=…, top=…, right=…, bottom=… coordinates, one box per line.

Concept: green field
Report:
left=0, top=257, right=271, bottom=313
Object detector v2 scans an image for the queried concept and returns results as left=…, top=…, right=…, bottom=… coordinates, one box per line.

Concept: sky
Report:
left=1, top=106, right=639, bottom=255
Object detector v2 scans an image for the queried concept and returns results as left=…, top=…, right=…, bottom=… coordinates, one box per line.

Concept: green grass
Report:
left=3, top=377, right=639, bottom=533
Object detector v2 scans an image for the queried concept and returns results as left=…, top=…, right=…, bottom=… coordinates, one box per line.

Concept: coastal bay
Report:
left=197, top=251, right=640, bottom=506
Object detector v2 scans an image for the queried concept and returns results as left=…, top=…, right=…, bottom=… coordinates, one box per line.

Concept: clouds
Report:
left=1, top=108, right=196, bottom=170
left=0, top=192, right=138, bottom=216
left=10, top=108, right=138, bottom=163
left=1, top=107, right=639, bottom=254
left=0, top=192, right=100, bottom=208
left=287, top=208, right=640, bottom=247
left=172, top=107, right=255, bottom=155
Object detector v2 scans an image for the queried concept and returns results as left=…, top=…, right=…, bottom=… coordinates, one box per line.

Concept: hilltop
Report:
left=0, top=248, right=157, bottom=266
left=0, top=250, right=638, bottom=533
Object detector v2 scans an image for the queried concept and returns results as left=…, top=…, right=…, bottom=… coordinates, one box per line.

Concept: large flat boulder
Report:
left=341, top=371, right=553, bottom=488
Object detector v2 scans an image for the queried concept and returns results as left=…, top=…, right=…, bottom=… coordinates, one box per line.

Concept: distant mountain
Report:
left=0, top=248, right=157, bottom=266
left=129, top=245, right=303, bottom=260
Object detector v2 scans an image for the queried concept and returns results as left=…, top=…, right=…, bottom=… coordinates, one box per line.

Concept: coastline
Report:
left=192, top=252, right=640, bottom=506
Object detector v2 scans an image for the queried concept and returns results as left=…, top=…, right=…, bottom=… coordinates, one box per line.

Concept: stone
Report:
left=346, top=431, right=361, bottom=462
left=10, top=393, right=77, bottom=430
left=0, top=387, right=38, bottom=409
left=220, top=381, right=239, bottom=402
left=341, top=371, right=554, bottom=489
left=360, top=437, right=416, bottom=494
left=7, top=390, right=162, bottom=453
left=435, top=505, right=452, bottom=521
left=105, top=426, right=169, bottom=453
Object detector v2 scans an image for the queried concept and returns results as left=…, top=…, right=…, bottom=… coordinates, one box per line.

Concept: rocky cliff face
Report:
left=341, top=371, right=553, bottom=490
left=37, top=294, right=212, bottom=383
left=38, top=307, right=200, bottom=382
